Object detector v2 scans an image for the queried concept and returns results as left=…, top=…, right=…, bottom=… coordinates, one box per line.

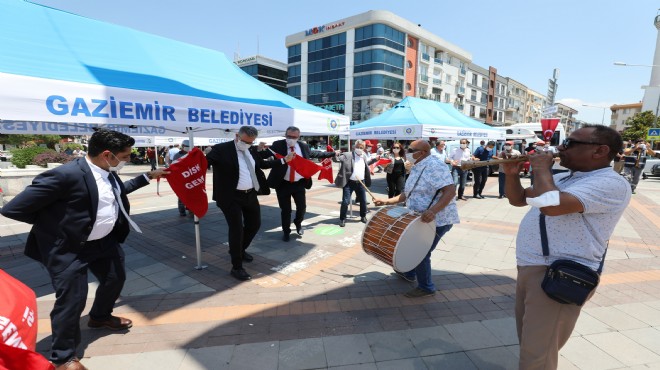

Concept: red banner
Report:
left=369, top=158, right=392, bottom=174
left=165, top=147, right=209, bottom=218
left=540, top=118, right=560, bottom=142
left=0, top=269, right=53, bottom=369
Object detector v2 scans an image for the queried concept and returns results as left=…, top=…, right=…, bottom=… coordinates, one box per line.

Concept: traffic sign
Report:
left=542, top=105, right=558, bottom=115
left=647, top=128, right=660, bottom=140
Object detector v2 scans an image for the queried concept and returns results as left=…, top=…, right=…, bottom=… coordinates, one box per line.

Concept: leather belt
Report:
left=236, top=188, right=254, bottom=193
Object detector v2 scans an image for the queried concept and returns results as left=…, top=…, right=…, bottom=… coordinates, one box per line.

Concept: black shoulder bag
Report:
left=539, top=214, right=604, bottom=306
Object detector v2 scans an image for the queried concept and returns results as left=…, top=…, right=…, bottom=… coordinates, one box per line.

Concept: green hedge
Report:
left=10, top=146, right=50, bottom=168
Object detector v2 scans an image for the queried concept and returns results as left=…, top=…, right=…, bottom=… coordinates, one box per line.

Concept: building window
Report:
left=288, top=44, right=301, bottom=64
left=306, top=33, right=347, bottom=107
left=353, top=74, right=404, bottom=98
left=407, top=60, right=413, bottom=69
left=479, top=108, right=487, bottom=119
left=471, top=73, right=478, bottom=86
left=355, top=24, right=406, bottom=52
left=445, top=75, right=452, bottom=84
left=469, top=105, right=476, bottom=117
left=407, top=37, right=414, bottom=47
left=406, top=83, right=412, bottom=92
left=470, top=89, right=477, bottom=101
left=287, top=65, right=301, bottom=84
left=354, top=49, right=404, bottom=75
left=444, top=93, right=450, bottom=103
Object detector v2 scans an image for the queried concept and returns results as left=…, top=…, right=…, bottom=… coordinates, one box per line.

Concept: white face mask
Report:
left=354, top=148, right=364, bottom=156
left=105, top=153, right=126, bottom=172
left=640, top=144, right=647, bottom=150
left=405, top=153, right=415, bottom=163
left=487, top=147, right=493, bottom=152
left=504, top=145, right=512, bottom=151
left=286, top=138, right=298, bottom=147
left=392, top=148, right=400, bottom=154
left=235, top=140, right=250, bottom=151
left=366, top=147, right=372, bottom=152
left=460, top=143, right=467, bottom=149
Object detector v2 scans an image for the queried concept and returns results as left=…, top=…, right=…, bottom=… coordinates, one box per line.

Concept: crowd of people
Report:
left=0, top=124, right=644, bottom=370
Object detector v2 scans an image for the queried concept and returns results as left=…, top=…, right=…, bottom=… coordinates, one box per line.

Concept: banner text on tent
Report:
left=45, top=95, right=273, bottom=126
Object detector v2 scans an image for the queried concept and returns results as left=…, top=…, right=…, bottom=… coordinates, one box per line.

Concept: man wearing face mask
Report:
left=334, top=140, right=378, bottom=227
left=623, top=139, right=655, bottom=194
left=0, top=129, right=169, bottom=370
left=449, top=139, right=477, bottom=200
left=206, top=126, right=293, bottom=281
left=494, top=141, right=521, bottom=198
left=472, top=141, right=496, bottom=199
left=374, top=140, right=459, bottom=298
left=265, top=126, right=337, bottom=241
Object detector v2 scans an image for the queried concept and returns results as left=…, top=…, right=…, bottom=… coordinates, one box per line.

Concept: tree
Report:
left=621, top=111, right=657, bottom=142
left=0, top=134, right=63, bottom=149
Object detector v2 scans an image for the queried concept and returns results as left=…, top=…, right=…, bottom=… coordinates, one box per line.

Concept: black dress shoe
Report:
left=242, top=252, right=254, bottom=262
left=339, top=220, right=345, bottom=227
left=230, top=268, right=251, bottom=281
left=360, top=217, right=367, bottom=223
left=295, top=223, right=304, bottom=236
left=282, top=233, right=290, bottom=242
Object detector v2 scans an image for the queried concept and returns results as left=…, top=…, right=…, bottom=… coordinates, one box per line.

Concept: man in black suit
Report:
left=0, top=129, right=168, bottom=370
left=266, top=126, right=336, bottom=241
left=206, top=126, right=292, bottom=281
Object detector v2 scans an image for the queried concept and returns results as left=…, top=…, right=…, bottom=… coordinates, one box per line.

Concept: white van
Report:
left=507, top=122, right=566, bottom=147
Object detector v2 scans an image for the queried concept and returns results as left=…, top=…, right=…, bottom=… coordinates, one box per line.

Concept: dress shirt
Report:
left=284, top=142, right=303, bottom=182
left=235, top=142, right=256, bottom=190
left=349, top=152, right=366, bottom=181
left=85, top=157, right=118, bottom=241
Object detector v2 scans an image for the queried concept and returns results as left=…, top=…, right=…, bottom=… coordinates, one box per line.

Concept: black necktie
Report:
left=107, top=173, right=142, bottom=233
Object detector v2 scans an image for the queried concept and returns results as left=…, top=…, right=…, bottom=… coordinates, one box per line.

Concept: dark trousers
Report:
left=149, top=158, right=157, bottom=171
left=498, top=172, right=506, bottom=197
left=178, top=198, right=187, bottom=215
left=218, top=191, right=261, bottom=269
left=386, top=173, right=405, bottom=198
left=49, top=234, right=125, bottom=364
left=451, top=166, right=467, bottom=197
left=340, top=180, right=366, bottom=219
left=276, top=180, right=307, bottom=234
left=472, top=167, right=488, bottom=196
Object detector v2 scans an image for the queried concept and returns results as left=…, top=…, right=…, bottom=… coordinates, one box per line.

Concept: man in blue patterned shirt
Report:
left=374, top=140, right=459, bottom=298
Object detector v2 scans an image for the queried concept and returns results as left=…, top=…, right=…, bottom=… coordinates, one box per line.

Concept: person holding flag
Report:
left=265, top=126, right=337, bottom=242
left=206, top=126, right=294, bottom=281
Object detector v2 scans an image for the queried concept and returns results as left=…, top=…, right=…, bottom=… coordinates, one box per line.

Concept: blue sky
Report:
left=32, top=0, right=659, bottom=124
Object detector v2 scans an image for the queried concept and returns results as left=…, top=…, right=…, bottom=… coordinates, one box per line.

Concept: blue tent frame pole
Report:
left=188, top=128, right=207, bottom=270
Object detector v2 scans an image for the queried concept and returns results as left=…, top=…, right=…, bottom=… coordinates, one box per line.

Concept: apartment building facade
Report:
left=610, top=102, right=643, bottom=132
left=285, top=10, right=471, bottom=123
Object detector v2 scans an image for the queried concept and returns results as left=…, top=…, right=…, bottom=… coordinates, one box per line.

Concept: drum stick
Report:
left=356, top=178, right=377, bottom=202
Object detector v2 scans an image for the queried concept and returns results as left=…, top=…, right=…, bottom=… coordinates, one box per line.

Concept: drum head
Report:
left=392, top=218, right=436, bottom=272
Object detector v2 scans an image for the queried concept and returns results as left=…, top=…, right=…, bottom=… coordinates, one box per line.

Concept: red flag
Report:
left=369, top=158, right=392, bottom=174
left=269, top=149, right=334, bottom=184
left=540, top=118, right=560, bottom=142
left=318, top=157, right=334, bottom=184
left=165, top=147, right=209, bottom=218
left=0, top=270, right=53, bottom=370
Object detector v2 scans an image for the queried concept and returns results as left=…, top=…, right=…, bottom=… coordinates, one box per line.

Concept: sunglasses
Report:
left=561, top=138, right=605, bottom=149
left=393, top=146, right=401, bottom=149
left=407, top=148, right=422, bottom=153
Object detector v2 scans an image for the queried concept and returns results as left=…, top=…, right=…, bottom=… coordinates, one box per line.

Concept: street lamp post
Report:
left=581, top=104, right=608, bottom=125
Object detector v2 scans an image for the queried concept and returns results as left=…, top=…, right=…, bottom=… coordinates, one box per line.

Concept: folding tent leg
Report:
left=194, top=216, right=207, bottom=270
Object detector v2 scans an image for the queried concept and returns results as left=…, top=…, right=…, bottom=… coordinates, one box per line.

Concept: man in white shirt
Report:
left=448, top=139, right=476, bottom=200
left=495, top=140, right=521, bottom=198
left=502, top=125, right=631, bottom=369
left=334, top=140, right=376, bottom=226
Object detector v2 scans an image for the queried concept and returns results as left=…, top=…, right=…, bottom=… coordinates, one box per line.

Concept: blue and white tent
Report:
left=350, top=97, right=504, bottom=140
left=0, top=0, right=348, bottom=137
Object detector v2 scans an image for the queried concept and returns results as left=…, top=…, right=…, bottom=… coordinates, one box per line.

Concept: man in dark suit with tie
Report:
left=0, top=129, right=167, bottom=370
left=206, top=126, right=292, bottom=281
left=266, top=126, right=336, bottom=241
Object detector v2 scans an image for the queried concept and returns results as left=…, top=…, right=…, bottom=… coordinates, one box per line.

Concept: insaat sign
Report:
left=305, top=21, right=345, bottom=36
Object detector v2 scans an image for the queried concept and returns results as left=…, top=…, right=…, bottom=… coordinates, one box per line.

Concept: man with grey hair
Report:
left=334, top=139, right=377, bottom=227
left=206, top=126, right=293, bottom=281
left=265, top=126, right=336, bottom=242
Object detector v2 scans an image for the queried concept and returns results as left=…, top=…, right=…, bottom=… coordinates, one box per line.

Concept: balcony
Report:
left=419, top=75, right=429, bottom=83
left=433, top=78, right=442, bottom=85
left=434, top=57, right=443, bottom=65
left=456, top=87, right=465, bottom=95
left=421, top=53, right=430, bottom=62
left=460, top=68, right=466, bottom=75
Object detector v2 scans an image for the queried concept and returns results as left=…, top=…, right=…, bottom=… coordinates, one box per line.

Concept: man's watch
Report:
left=146, top=171, right=155, bottom=180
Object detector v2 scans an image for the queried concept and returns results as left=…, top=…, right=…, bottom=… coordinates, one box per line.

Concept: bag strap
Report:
left=539, top=213, right=607, bottom=273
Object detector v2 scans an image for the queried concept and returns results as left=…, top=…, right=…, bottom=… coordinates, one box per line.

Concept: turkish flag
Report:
left=0, top=269, right=53, bottom=369
left=270, top=149, right=334, bottom=184
left=165, top=147, right=209, bottom=218
left=369, top=158, right=392, bottom=174
left=541, top=118, right=560, bottom=142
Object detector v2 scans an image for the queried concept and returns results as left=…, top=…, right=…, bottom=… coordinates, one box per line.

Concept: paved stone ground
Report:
left=1, top=163, right=659, bottom=369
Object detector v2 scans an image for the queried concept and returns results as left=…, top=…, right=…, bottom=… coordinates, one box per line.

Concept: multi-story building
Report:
left=610, top=102, right=643, bottom=132
left=524, top=88, right=547, bottom=123
left=493, top=73, right=507, bottom=126
left=504, top=77, right=527, bottom=125
left=466, top=64, right=489, bottom=122
left=235, top=55, right=288, bottom=93
left=555, top=103, right=578, bottom=133
left=285, top=10, right=471, bottom=123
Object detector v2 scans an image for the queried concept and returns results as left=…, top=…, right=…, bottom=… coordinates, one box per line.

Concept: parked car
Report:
left=651, top=163, right=660, bottom=177
left=0, top=150, right=12, bottom=162
left=642, top=151, right=660, bottom=179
